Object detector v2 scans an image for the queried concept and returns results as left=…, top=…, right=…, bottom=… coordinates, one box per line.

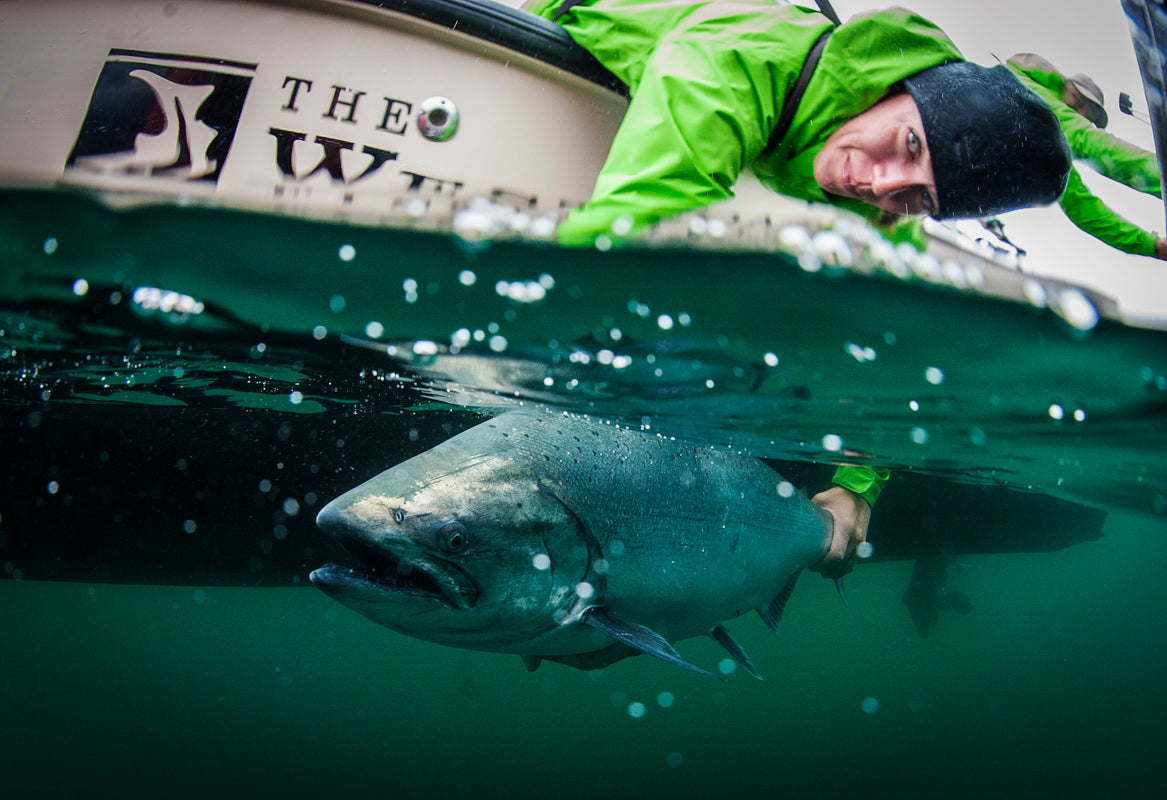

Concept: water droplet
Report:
left=657, top=691, right=675, bottom=708
left=627, top=701, right=646, bottom=719
left=861, top=697, right=880, bottom=714
left=925, top=367, right=944, bottom=385
left=338, top=244, right=356, bottom=262
left=822, top=434, right=843, bottom=452
left=365, top=321, right=384, bottom=339
left=777, top=481, right=795, bottom=498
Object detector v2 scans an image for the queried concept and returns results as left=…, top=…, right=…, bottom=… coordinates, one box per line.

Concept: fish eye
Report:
left=393, top=508, right=406, bottom=525
left=441, top=522, right=468, bottom=553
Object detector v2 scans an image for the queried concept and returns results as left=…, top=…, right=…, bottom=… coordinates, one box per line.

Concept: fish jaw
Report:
left=312, top=497, right=479, bottom=610
left=309, top=451, right=595, bottom=652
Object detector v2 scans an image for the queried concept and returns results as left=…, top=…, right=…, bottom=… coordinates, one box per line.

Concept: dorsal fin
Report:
left=581, top=607, right=720, bottom=680
left=759, top=569, right=803, bottom=633
left=709, top=624, right=762, bottom=680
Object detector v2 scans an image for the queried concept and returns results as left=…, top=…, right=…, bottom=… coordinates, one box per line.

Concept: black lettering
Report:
left=306, top=135, right=355, bottom=180
left=270, top=130, right=398, bottom=183
left=324, top=85, right=365, bottom=124
left=491, top=188, right=538, bottom=209
left=268, top=127, right=308, bottom=176
left=352, top=145, right=398, bottom=182
left=280, top=77, right=313, bottom=112
left=376, top=98, right=413, bottom=135
left=402, top=171, right=464, bottom=196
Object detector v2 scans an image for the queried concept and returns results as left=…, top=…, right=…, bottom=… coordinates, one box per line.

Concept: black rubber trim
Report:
left=353, top=0, right=628, bottom=94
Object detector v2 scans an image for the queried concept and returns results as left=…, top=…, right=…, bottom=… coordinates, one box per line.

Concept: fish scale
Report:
left=311, top=408, right=833, bottom=677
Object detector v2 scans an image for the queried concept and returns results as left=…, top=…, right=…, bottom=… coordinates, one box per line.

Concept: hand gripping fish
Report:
left=310, top=409, right=832, bottom=679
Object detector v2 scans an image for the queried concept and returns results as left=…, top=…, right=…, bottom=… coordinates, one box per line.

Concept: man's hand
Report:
left=809, top=486, right=872, bottom=579
left=1154, top=238, right=1167, bottom=261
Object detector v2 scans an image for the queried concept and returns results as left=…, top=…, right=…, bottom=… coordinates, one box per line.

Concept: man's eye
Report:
left=907, top=130, right=921, bottom=156
left=921, top=189, right=936, bottom=215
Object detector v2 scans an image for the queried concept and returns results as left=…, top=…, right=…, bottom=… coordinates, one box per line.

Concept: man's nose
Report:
left=870, top=161, right=921, bottom=198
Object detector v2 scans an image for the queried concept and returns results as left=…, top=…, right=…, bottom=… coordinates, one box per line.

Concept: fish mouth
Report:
left=310, top=538, right=478, bottom=609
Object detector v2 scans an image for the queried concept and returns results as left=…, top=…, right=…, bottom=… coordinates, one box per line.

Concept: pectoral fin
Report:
left=581, top=607, right=720, bottom=680
left=759, top=570, right=802, bottom=633
left=709, top=624, right=762, bottom=680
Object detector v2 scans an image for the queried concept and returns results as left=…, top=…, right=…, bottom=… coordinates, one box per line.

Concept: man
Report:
left=1007, top=53, right=1167, bottom=261
left=528, top=0, right=1071, bottom=578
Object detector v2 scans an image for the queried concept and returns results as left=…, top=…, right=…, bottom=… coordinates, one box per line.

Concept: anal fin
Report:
left=581, top=607, right=720, bottom=680
left=709, top=624, right=762, bottom=680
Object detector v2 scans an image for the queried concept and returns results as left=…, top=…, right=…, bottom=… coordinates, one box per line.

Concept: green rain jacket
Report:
left=528, top=0, right=963, bottom=244
left=1006, top=54, right=1163, bottom=258
left=531, top=0, right=906, bottom=506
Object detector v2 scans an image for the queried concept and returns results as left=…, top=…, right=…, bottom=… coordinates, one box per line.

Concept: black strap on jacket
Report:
left=759, top=28, right=832, bottom=159
left=556, top=0, right=842, bottom=24
left=552, top=0, right=587, bottom=21
left=813, top=0, right=842, bottom=26
left=549, top=0, right=841, bottom=156
left=758, top=1, right=843, bottom=158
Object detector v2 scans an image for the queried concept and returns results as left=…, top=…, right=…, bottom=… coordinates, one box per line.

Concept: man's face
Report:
left=1061, top=82, right=1095, bottom=123
left=813, top=93, right=939, bottom=216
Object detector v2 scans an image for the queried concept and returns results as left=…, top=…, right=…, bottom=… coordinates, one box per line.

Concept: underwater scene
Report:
left=2, top=186, right=1166, bottom=799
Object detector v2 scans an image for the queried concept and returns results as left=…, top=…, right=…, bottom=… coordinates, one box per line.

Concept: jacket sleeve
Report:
left=1056, top=108, right=1163, bottom=198
left=1058, top=167, right=1159, bottom=257
left=556, top=37, right=774, bottom=244
left=1006, top=63, right=1162, bottom=198
left=831, top=465, right=891, bottom=508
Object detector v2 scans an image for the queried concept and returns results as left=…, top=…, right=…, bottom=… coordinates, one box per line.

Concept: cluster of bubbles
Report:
left=451, top=197, right=559, bottom=241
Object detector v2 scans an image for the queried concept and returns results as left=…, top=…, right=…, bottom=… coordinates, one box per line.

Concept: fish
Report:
left=310, top=408, right=832, bottom=678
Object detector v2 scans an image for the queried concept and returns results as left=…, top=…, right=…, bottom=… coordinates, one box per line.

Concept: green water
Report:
left=3, top=516, right=1165, bottom=798
left=2, top=188, right=1166, bottom=798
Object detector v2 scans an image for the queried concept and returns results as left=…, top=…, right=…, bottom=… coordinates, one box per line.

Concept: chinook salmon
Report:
left=310, top=409, right=832, bottom=678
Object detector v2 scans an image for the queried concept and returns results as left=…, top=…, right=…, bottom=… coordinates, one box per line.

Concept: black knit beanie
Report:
left=902, top=62, right=1071, bottom=219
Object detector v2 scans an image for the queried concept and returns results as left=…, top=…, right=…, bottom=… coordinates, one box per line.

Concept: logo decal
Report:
left=67, top=50, right=255, bottom=183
